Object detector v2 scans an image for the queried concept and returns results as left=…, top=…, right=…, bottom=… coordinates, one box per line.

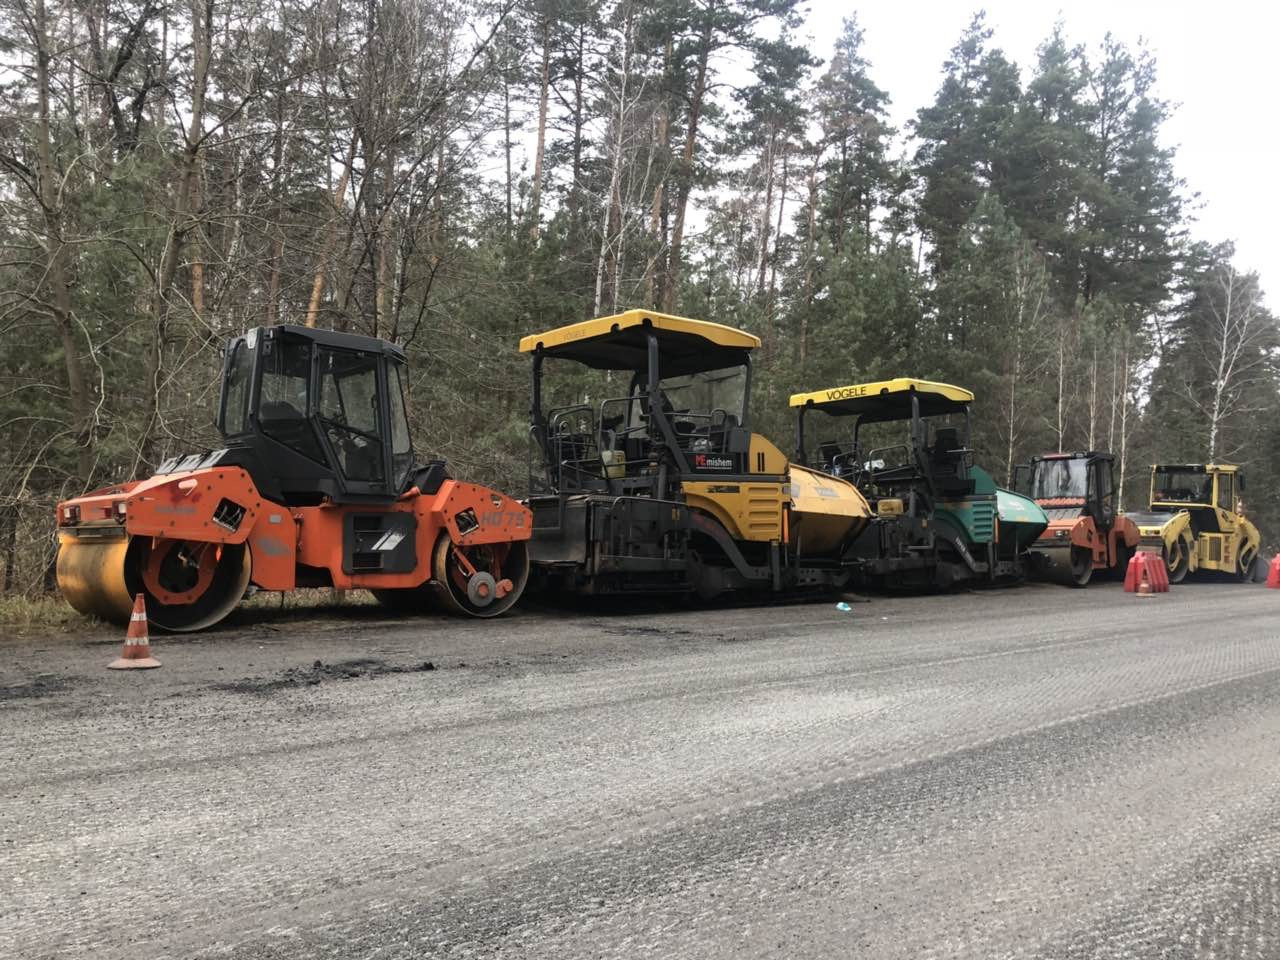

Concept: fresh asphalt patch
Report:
left=0, top=673, right=74, bottom=700
left=212, top=657, right=437, bottom=695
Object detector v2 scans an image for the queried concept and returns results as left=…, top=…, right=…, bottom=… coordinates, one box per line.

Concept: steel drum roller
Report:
left=1035, top=543, right=1093, bottom=586
left=56, top=534, right=134, bottom=624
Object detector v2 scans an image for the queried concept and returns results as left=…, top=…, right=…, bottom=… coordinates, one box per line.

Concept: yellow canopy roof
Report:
left=1151, top=463, right=1240, bottom=473
left=789, top=378, right=974, bottom=419
left=518, top=309, right=759, bottom=375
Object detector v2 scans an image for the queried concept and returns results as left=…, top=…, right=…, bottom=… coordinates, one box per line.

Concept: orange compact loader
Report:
left=56, top=325, right=531, bottom=631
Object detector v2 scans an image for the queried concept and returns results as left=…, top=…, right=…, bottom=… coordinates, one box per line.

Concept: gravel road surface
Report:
left=3, top=581, right=1279, bottom=959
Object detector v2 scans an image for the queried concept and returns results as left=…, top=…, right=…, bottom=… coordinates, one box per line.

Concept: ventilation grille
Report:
left=212, top=498, right=247, bottom=532
left=970, top=501, right=996, bottom=541
left=351, top=551, right=382, bottom=572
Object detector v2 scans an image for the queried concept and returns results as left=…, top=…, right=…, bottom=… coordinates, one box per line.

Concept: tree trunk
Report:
left=2, top=505, right=17, bottom=593
left=660, top=10, right=714, bottom=313
left=594, top=11, right=633, bottom=317
left=755, top=124, right=776, bottom=301
left=1006, top=345, right=1020, bottom=486
left=32, top=0, right=93, bottom=482
left=265, top=88, right=286, bottom=324
left=1117, top=341, right=1131, bottom=511
left=644, top=37, right=672, bottom=308
left=1054, top=319, right=1069, bottom=450
left=374, top=150, right=395, bottom=340
left=305, top=133, right=358, bottom=327
left=800, top=152, right=821, bottom=371
left=502, top=46, right=512, bottom=235
left=190, top=163, right=204, bottom=320
left=527, top=17, right=551, bottom=239
left=767, top=145, right=789, bottom=320
left=566, top=23, right=586, bottom=233
left=1087, top=342, right=1098, bottom=449
left=140, top=0, right=212, bottom=466
left=1107, top=344, right=1118, bottom=450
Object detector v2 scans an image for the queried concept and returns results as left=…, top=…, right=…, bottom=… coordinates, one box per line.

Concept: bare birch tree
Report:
left=1186, top=263, right=1277, bottom=460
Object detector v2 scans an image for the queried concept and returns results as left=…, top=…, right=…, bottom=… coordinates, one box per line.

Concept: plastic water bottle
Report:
left=835, top=601, right=853, bottom=612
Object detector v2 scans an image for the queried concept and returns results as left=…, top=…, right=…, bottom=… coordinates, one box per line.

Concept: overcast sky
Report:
left=799, top=0, right=1276, bottom=298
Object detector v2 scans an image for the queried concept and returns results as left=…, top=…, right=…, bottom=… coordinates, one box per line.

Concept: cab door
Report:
left=315, top=347, right=395, bottom=499
left=1087, top=458, right=1116, bottom=529
left=1213, top=472, right=1237, bottom=569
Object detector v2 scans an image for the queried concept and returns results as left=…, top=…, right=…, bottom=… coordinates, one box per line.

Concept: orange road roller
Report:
left=56, top=325, right=531, bottom=631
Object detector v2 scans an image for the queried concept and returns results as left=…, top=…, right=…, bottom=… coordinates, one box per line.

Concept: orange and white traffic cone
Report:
left=108, top=594, right=161, bottom=670
left=1267, top=554, right=1280, bottom=589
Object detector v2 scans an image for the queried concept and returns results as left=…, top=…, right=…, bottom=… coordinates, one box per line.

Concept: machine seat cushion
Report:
left=411, top=460, right=451, bottom=495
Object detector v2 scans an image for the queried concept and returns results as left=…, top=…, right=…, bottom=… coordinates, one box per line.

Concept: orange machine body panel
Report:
left=1033, top=499, right=1140, bottom=572
left=58, top=468, right=532, bottom=594
left=290, top=481, right=530, bottom=591
left=57, top=467, right=262, bottom=545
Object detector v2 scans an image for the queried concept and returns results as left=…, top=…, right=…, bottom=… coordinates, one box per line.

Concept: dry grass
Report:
left=241, top=588, right=379, bottom=612
left=0, top=587, right=383, bottom=639
left=0, top=594, right=86, bottom=632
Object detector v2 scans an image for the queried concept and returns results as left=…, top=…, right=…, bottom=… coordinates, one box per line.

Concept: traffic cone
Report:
left=1267, top=554, right=1280, bottom=589
left=108, top=594, right=161, bottom=670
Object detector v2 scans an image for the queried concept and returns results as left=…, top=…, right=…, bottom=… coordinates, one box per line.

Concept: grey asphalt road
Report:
left=3, top=580, right=1279, bottom=959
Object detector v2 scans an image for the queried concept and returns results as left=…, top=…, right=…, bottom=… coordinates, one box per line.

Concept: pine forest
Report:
left=1, top=0, right=1276, bottom=595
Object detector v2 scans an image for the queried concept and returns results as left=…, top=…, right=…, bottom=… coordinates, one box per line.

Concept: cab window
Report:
left=259, top=336, right=325, bottom=462
left=318, top=348, right=385, bottom=484
left=389, top=362, right=413, bottom=485
left=1093, top=461, right=1114, bottom=508
left=1216, top=474, right=1234, bottom=512
left=221, top=341, right=253, bottom=435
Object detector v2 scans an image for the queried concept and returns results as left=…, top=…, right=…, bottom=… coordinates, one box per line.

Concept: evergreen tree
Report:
left=912, top=12, right=1020, bottom=276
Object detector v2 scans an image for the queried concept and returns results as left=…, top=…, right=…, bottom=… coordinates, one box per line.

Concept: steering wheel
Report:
left=834, top=446, right=866, bottom=486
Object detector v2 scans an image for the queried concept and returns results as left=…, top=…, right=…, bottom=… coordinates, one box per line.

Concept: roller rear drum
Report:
left=432, top=536, right=529, bottom=618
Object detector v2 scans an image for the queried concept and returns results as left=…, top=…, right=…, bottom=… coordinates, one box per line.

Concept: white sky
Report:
left=799, top=0, right=1277, bottom=297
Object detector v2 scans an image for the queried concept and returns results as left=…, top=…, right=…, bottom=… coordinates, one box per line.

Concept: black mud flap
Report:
left=530, top=498, right=589, bottom=564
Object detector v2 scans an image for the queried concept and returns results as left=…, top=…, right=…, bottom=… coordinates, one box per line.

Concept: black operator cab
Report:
left=216, top=324, right=417, bottom=505
left=521, top=310, right=760, bottom=498
left=1014, top=451, right=1118, bottom=530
